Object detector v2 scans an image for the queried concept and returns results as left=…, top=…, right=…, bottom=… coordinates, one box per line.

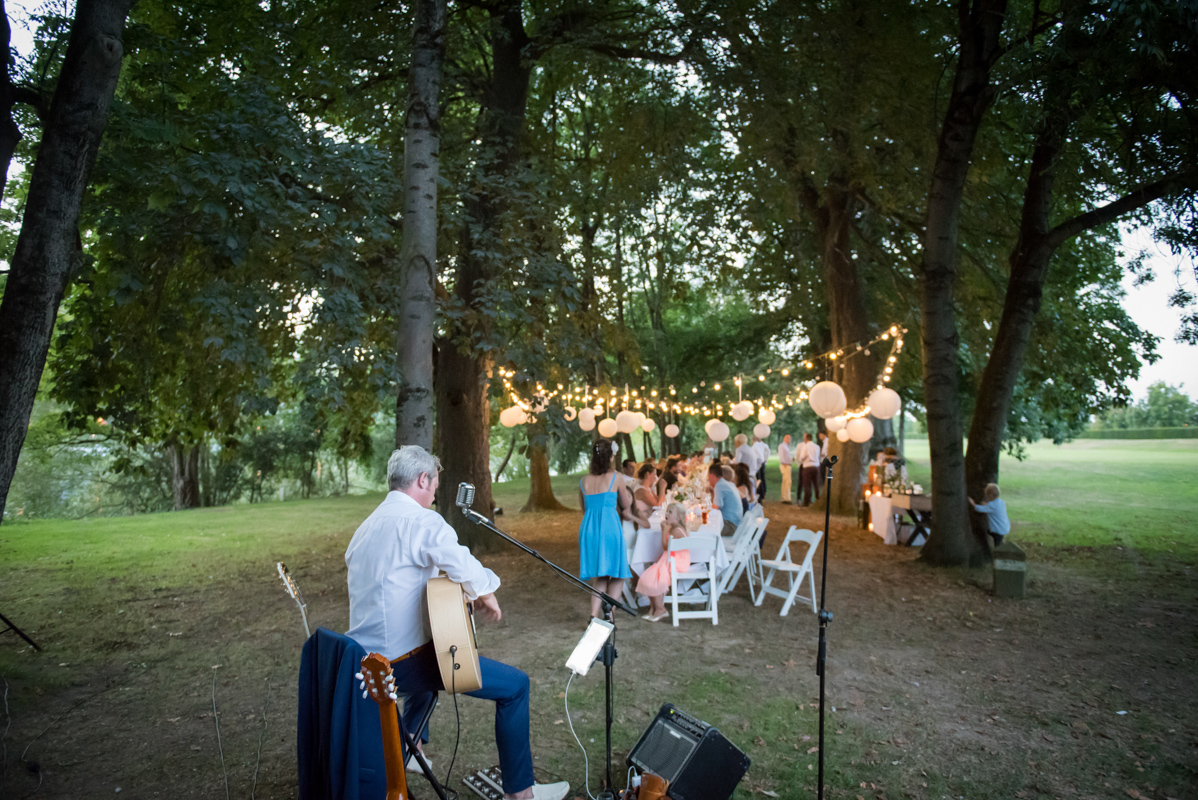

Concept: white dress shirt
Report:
left=778, top=441, right=793, bottom=465
left=752, top=441, right=770, bottom=468
left=733, top=443, right=760, bottom=475
left=345, top=491, right=501, bottom=658
left=800, top=441, right=822, bottom=469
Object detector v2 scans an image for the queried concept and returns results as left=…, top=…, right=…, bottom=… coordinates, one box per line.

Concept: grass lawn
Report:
left=1, top=440, right=1196, bottom=799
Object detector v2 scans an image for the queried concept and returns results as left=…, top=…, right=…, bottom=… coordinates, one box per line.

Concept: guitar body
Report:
left=426, top=576, right=483, bottom=693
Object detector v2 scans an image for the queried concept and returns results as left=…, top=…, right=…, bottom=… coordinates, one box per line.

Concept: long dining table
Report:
left=627, top=507, right=729, bottom=576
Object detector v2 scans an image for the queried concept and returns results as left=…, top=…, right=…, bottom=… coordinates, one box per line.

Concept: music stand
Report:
left=456, top=482, right=636, bottom=800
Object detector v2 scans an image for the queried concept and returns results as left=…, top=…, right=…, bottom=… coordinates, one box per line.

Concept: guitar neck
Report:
left=377, top=704, right=409, bottom=800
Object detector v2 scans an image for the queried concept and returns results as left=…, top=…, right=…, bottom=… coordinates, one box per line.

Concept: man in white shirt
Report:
left=732, top=433, right=760, bottom=476
left=818, top=431, right=829, bottom=461
left=345, top=446, right=569, bottom=800
left=778, top=434, right=794, bottom=503
left=798, top=433, right=822, bottom=506
left=752, top=436, right=770, bottom=503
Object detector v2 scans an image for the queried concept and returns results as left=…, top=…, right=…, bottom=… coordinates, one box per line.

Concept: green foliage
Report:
left=1094, top=382, right=1198, bottom=429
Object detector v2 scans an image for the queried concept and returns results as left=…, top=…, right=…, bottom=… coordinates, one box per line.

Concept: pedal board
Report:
left=462, top=767, right=504, bottom=799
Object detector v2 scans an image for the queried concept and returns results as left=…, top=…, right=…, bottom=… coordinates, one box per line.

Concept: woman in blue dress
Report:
left=578, top=438, right=635, bottom=618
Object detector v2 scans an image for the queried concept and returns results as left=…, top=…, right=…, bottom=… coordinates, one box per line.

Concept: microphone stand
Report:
left=457, top=492, right=635, bottom=800
left=816, top=456, right=836, bottom=800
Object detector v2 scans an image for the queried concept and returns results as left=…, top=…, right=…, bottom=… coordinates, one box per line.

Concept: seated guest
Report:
left=733, top=462, right=755, bottom=513
left=634, top=502, right=691, bottom=622
left=708, top=462, right=743, bottom=536
left=662, top=456, right=682, bottom=491
left=621, top=458, right=638, bottom=490
left=345, top=446, right=569, bottom=800
left=633, top=463, right=666, bottom=524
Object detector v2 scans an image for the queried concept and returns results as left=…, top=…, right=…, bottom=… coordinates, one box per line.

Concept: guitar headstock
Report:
left=277, top=562, right=299, bottom=599
left=356, top=653, right=398, bottom=706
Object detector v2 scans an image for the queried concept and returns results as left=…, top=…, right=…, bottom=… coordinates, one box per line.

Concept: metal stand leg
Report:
left=0, top=611, right=41, bottom=651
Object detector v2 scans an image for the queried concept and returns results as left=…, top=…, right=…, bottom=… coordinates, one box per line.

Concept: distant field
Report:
left=900, top=438, right=1198, bottom=557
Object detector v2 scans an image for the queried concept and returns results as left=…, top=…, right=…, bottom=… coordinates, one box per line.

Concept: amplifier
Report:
left=626, top=704, right=750, bottom=800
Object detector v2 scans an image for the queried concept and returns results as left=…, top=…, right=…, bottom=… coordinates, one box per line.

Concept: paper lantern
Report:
left=598, top=418, right=618, bottom=438
left=708, top=420, right=730, bottom=442
left=847, top=417, right=874, bottom=443
left=563, top=406, right=578, bottom=421
left=578, top=407, right=595, bottom=425
left=593, top=405, right=605, bottom=415
left=616, top=410, right=640, bottom=434
left=634, top=411, right=646, bottom=428
left=867, top=387, right=901, bottom=420
left=825, top=415, right=847, bottom=433
left=704, top=418, right=719, bottom=435
left=809, top=381, right=847, bottom=419
left=499, top=406, right=526, bottom=427
left=759, top=408, right=776, bottom=425
left=579, top=415, right=596, bottom=432
left=836, top=428, right=850, bottom=442
left=664, top=423, right=680, bottom=438
left=753, top=423, right=771, bottom=439
left=642, top=418, right=656, bottom=433
left=731, top=401, right=753, bottom=421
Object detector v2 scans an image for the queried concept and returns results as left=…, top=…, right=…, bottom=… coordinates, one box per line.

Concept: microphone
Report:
left=456, top=482, right=476, bottom=510
left=821, top=455, right=839, bottom=468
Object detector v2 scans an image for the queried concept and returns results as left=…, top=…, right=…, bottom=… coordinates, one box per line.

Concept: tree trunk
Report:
left=433, top=0, right=531, bottom=550
left=802, top=178, right=878, bottom=515
left=0, top=0, right=133, bottom=524
left=394, top=0, right=445, bottom=451
left=522, top=419, right=566, bottom=512
left=435, top=341, right=496, bottom=548
left=918, top=0, right=1007, bottom=567
left=171, top=443, right=201, bottom=511
left=493, top=431, right=517, bottom=483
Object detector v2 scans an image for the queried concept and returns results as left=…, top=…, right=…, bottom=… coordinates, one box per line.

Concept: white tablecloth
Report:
left=629, top=509, right=727, bottom=575
left=868, top=494, right=897, bottom=546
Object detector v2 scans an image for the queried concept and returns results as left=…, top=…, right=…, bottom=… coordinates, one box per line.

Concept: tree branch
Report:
left=1045, top=172, right=1196, bottom=250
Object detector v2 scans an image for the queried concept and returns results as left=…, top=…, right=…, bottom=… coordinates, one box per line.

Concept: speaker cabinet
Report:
left=626, top=704, right=750, bottom=800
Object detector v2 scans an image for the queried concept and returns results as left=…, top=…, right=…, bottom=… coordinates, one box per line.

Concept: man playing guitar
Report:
left=345, top=445, right=570, bottom=800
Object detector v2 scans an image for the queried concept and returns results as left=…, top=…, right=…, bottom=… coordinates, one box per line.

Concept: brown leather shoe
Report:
left=639, top=772, right=669, bottom=800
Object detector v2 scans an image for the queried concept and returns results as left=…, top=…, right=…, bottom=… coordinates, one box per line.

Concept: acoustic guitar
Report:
left=425, top=575, right=483, bottom=693
left=357, top=653, right=410, bottom=800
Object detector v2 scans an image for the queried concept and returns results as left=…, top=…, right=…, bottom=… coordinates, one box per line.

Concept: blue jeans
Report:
left=391, top=646, right=534, bottom=794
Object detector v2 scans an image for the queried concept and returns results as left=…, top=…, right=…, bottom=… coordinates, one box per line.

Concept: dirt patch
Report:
left=2, top=499, right=1196, bottom=799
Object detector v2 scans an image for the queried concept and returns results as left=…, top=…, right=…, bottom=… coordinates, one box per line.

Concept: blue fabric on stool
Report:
left=298, top=627, right=394, bottom=800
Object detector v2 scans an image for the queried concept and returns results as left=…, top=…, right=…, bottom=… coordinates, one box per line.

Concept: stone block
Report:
left=992, top=539, right=1026, bottom=599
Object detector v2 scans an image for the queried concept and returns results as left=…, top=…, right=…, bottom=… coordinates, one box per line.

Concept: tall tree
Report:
left=917, top=0, right=1008, bottom=566
left=0, top=0, right=134, bottom=523
left=394, top=0, right=446, bottom=452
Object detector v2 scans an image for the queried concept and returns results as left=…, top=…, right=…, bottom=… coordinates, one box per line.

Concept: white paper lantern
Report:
left=731, top=401, right=754, bottom=421
left=867, top=387, right=901, bottom=420
left=634, top=411, right=646, bottom=428
left=847, top=417, right=874, bottom=443
left=499, top=406, right=526, bottom=427
left=578, top=407, right=595, bottom=425
left=753, top=423, right=771, bottom=439
left=579, top=415, right=596, bottom=432
left=664, top=423, right=680, bottom=438
left=708, top=420, right=730, bottom=442
left=759, top=408, right=776, bottom=425
left=704, top=418, right=719, bottom=435
left=563, top=405, right=578, bottom=421
left=836, top=428, right=850, bottom=442
left=825, top=415, right=847, bottom=433
left=809, top=381, right=847, bottom=419
left=616, top=410, right=640, bottom=434
left=641, top=418, right=656, bottom=433
left=598, top=418, right=618, bottom=438
left=593, top=405, right=605, bottom=415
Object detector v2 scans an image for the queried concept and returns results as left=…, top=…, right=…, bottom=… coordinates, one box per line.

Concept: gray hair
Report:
left=387, top=446, right=442, bottom=491
left=734, top=433, right=747, bottom=446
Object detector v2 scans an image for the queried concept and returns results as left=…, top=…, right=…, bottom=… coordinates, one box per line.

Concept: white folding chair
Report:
left=718, top=516, right=767, bottom=602
left=723, top=505, right=763, bottom=556
left=665, top=535, right=720, bottom=626
left=754, top=526, right=823, bottom=616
